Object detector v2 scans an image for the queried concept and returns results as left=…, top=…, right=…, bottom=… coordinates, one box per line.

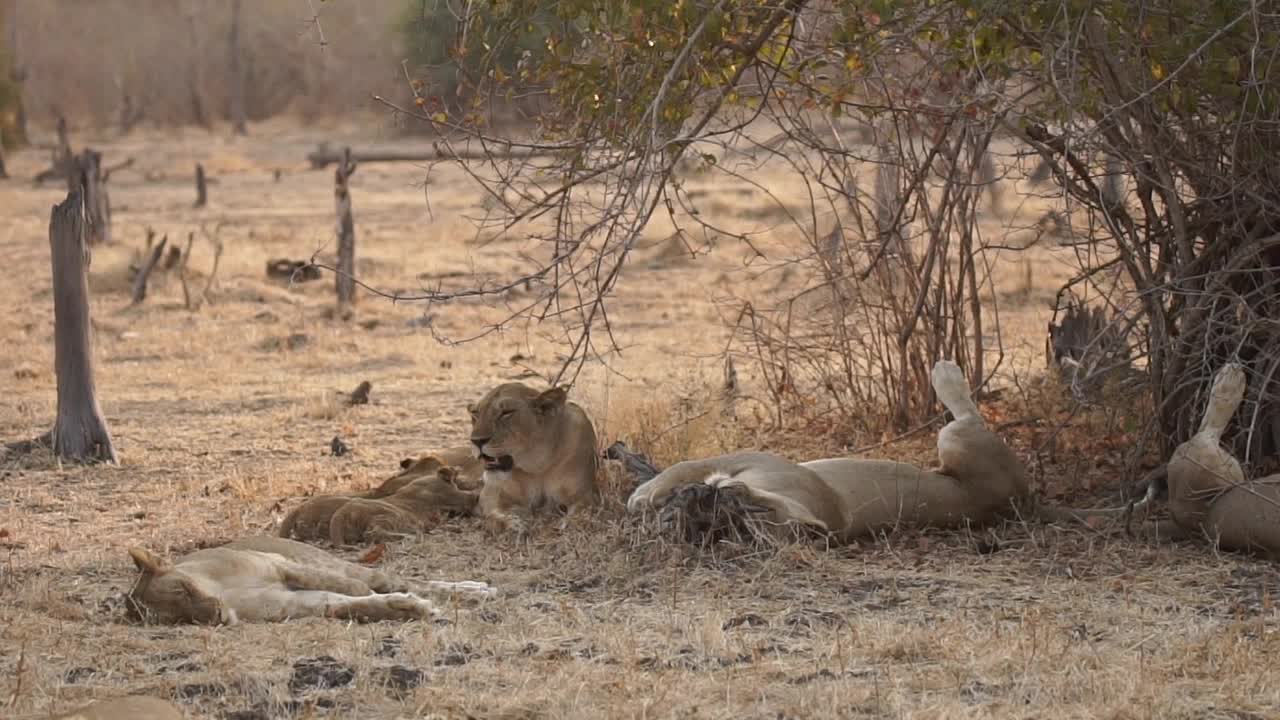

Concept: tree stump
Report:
left=70, top=150, right=111, bottom=245
left=131, top=234, right=168, bottom=304
left=334, top=147, right=358, bottom=314
left=194, top=163, right=207, bottom=208
left=48, top=189, right=118, bottom=463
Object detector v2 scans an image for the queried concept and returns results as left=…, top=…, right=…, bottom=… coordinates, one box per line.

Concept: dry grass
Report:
left=2, top=117, right=1279, bottom=719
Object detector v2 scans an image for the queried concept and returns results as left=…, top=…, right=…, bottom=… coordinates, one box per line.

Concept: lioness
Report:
left=127, top=536, right=494, bottom=624
left=1164, top=363, right=1280, bottom=558
left=467, top=383, right=599, bottom=535
left=629, top=360, right=1136, bottom=540
left=280, top=454, right=479, bottom=543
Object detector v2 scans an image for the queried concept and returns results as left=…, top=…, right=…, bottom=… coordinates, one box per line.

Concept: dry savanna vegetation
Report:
left=3, top=2, right=1280, bottom=718
left=1, top=118, right=1277, bottom=720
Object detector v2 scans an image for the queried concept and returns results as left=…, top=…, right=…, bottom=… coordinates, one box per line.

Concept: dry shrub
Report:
left=595, top=369, right=747, bottom=470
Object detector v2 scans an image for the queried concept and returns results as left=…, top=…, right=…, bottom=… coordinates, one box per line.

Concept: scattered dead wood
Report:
left=334, top=147, right=357, bottom=314
left=42, top=189, right=118, bottom=463
left=201, top=231, right=224, bottom=305
left=193, top=163, right=207, bottom=208
left=305, top=141, right=547, bottom=169
left=266, top=259, right=321, bottom=282
left=179, top=231, right=197, bottom=309
left=68, top=150, right=112, bottom=245
left=33, top=114, right=73, bottom=184
left=131, top=234, right=168, bottom=304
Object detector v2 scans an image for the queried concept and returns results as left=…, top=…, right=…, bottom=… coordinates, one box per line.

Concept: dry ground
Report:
left=1, top=117, right=1279, bottom=719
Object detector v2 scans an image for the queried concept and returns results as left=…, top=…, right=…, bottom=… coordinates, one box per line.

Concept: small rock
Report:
left=290, top=655, right=355, bottom=693
left=329, top=436, right=350, bottom=457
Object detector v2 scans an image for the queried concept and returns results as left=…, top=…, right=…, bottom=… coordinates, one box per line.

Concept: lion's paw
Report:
left=931, top=359, right=977, bottom=419
left=385, top=592, right=437, bottom=619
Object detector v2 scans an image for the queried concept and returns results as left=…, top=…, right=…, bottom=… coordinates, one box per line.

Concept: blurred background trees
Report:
left=5, top=0, right=1278, bottom=470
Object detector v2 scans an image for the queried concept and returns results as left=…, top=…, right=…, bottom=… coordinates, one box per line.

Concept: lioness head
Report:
left=468, top=383, right=569, bottom=473
left=126, top=548, right=233, bottom=625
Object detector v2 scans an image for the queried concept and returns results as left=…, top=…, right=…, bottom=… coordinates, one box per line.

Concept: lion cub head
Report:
left=126, top=548, right=233, bottom=625
left=467, top=383, right=569, bottom=474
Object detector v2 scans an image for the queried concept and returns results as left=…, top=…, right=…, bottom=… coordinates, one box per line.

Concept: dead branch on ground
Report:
left=131, top=234, right=168, bottom=304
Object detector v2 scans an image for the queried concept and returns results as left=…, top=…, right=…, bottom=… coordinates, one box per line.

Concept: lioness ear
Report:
left=466, top=402, right=478, bottom=417
left=129, top=547, right=169, bottom=574
left=533, top=386, right=568, bottom=415
left=400, top=457, right=415, bottom=470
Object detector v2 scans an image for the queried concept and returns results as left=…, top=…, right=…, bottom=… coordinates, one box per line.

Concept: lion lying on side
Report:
left=280, top=454, right=480, bottom=545
left=628, top=360, right=1138, bottom=541
left=1164, top=363, right=1280, bottom=558
left=467, top=382, right=600, bottom=536
left=127, top=536, right=494, bottom=624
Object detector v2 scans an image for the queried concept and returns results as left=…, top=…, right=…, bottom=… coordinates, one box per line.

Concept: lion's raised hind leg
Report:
left=1198, top=363, right=1246, bottom=440
left=931, top=360, right=981, bottom=423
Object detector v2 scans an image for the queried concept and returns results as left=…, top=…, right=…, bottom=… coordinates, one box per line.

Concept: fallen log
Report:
left=305, top=141, right=550, bottom=169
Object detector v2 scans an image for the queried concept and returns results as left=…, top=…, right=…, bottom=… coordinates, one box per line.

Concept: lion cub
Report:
left=127, top=536, right=494, bottom=624
left=280, top=457, right=480, bottom=545
left=466, top=383, right=599, bottom=535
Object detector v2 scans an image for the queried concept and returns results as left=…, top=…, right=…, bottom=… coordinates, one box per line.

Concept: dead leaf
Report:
left=358, top=543, right=387, bottom=566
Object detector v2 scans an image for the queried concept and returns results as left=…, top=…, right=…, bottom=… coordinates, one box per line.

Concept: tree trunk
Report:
left=193, top=163, right=207, bottom=207
left=2, top=0, right=27, bottom=145
left=48, top=189, right=117, bottom=464
left=334, top=148, right=358, bottom=313
left=184, top=1, right=209, bottom=128
left=228, top=0, right=247, bottom=136
left=71, top=150, right=111, bottom=245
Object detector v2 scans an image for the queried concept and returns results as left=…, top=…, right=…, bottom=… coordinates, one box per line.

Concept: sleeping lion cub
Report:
left=127, top=536, right=494, bottom=624
left=280, top=456, right=479, bottom=545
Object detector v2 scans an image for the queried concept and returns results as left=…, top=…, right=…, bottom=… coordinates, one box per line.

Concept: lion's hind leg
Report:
left=706, top=474, right=831, bottom=532
left=931, top=360, right=981, bottom=423
left=263, top=589, right=436, bottom=622
left=278, top=563, right=374, bottom=597
left=1198, top=363, right=1246, bottom=440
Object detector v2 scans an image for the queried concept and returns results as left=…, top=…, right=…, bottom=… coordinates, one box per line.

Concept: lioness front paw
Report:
left=626, top=481, right=660, bottom=512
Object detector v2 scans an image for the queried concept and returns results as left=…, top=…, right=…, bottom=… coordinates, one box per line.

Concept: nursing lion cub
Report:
left=279, top=456, right=479, bottom=545
left=629, top=360, right=1135, bottom=541
left=127, top=536, right=494, bottom=624
left=467, top=382, right=599, bottom=535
